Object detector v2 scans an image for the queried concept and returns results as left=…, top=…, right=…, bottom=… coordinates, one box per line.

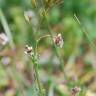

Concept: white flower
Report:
left=24, top=10, right=34, bottom=22
left=24, top=10, right=38, bottom=26
left=53, top=33, right=64, bottom=48
left=24, top=45, right=34, bottom=56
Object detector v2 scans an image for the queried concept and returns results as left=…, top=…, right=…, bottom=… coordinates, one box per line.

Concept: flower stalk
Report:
left=32, top=58, right=44, bottom=96
left=25, top=45, right=44, bottom=96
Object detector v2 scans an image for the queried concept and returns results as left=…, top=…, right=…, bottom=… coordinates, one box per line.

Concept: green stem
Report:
left=0, top=9, right=15, bottom=49
left=33, top=59, right=43, bottom=96
left=35, top=35, right=50, bottom=53
left=44, top=12, right=68, bottom=80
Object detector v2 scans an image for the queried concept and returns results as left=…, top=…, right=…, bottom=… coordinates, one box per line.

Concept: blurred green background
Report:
left=0, top=0, right=96, bottom=96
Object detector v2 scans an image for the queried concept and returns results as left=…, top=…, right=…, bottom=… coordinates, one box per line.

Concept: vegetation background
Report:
left=0, top=0, right=96, bottom=96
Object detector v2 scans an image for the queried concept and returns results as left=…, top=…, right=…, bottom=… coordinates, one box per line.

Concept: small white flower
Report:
left=53, top=33, right=64, bottom=48
left=24, top=10, right=38, bottom=32
left=24, top=45, right=34, bottom=56
left=24, top=10, right=35, bottom=22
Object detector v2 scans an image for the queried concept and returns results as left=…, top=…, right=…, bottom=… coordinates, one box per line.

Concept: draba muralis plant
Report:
left=24, top=1, right=96, bottom=96
left=24, top=1, right=65, bottom=96
left=24, top=33, right=64, bottom=96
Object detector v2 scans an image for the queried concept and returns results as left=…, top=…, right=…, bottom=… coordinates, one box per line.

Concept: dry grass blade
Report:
left=74, top=14, right=96, bottom=52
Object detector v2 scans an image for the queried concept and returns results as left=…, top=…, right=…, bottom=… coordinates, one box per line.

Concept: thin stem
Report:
left=37, top=35, right=50, bottom=42
left=38, top=0, right=69, bottom=80
left=27, top=4, right=44, bottom=95
left=35, top=35, right=50, bottom=53
left=32, top=59, right=43, bottom=96
left=74, top=14, right=96, bottom=51
left=44, top=12, right=68, bottom=80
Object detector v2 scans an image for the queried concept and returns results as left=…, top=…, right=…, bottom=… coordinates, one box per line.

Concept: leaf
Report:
left=48, top=83, right=54, bottom=96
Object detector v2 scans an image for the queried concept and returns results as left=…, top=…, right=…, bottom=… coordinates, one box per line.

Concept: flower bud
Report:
left=53, top=33, right=64, bottom=48
left=25, top=45, right=34, bottom=56
left=24, top=10, right=35, bottom=22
